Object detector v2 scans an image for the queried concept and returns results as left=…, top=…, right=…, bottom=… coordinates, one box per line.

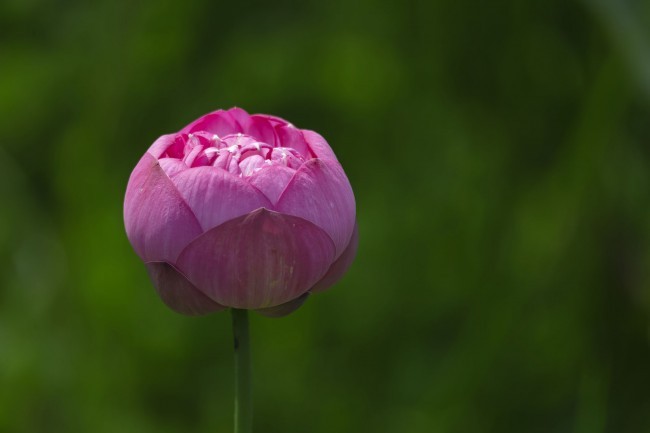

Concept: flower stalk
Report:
left=231, top=308, right=252, bottom=433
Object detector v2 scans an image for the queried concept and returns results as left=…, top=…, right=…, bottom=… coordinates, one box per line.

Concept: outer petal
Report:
left=181, top=110, right=240, bottom=136
left=255, top=292, right=310, bottom=318
left=176, top=209, right=336, bottom=309
left=302, top=130, right=337, bottom=161
left=310, top=222, right=358, bottom=293
left=171, top=166, right=272, bottom=231
left=146, top=262, right=226, bottom=315
left=248, top=164, right=296, bottom=205
left=147, top=134, right=178, bottom=159
left=124, top=153, right=203, bottom=262
left=276, top=158, right=355, bottom=257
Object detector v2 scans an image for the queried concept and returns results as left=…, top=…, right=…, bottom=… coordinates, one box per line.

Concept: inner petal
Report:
left=248, top=164, right=296, bottom=205
left=240, top=155, right=266, bottom=177
left=158, top=112, right=316, bottom=182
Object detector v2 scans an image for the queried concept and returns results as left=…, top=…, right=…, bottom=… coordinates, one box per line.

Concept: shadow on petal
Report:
left=311, top=222, right=358, bottom=293
left=146, top=262, right=226, bottom=315
left=255, top=292, right=310, bottom=318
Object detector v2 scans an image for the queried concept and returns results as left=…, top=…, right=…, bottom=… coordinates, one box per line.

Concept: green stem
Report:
left=231, top=309, right=252, bottom=433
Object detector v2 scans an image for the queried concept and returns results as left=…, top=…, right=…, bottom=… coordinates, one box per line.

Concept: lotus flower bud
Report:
left=124, top=108, right=357, bottom=317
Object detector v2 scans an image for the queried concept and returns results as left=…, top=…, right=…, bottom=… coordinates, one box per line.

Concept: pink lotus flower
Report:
left=124, top=108, right=357, bottom=317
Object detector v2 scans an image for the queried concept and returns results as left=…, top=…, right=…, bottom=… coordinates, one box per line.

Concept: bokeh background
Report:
left=2, top=0, right=650, bottom=431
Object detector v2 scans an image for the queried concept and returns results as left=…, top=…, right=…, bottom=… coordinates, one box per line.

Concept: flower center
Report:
left=160, top=132, right=306, bottom=177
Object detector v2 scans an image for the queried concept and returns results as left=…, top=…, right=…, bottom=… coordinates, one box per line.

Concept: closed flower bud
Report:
left=124, top=108, right=357, bottom=317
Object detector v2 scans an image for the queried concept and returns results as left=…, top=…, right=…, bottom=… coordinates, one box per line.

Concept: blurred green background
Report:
left=2, top=0, right=650, bottom=431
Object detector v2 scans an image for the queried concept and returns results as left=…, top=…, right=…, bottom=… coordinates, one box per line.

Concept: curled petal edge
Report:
left=302, top=130, right=337, bottom=161
left=255, top=292, right=310, bottom=318
left=146, top=262, right=226, bottom=316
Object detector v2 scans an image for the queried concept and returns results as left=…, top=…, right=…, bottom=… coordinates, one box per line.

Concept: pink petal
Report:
left=225, top=107, right=251, bottom=130
left=252, top=113, right=291, bottom=127
left=270, top=147, right=303, bottom=169
left=239, top=154, right=266, bottom=177
left=123, top=153, right=203, bottom=262
left=246, top=115, right=278, bottom=146
left=159, top=158, right=188, bottom=178
left=302, top=130, right=337, bottom=161
left=146, top=262, right=226, bottom=315
left=310, top=221, right=358, bottom=293
left=147, top=134, right=179, bottom=159
left=176, top=209, right=336, bottom=309
left=181, top=110, right=240, bottom=136
left=171, top=166, right=271, bottom=231
left=221, top=133, right=259, bottom=150
left=183, top=144, right=204, bottom=167
left=248, top=164, right=296, bottom=205
left=212, top=150, right=235, bottom=172
left=191, top=147, right=218, bottom=167
left=276, top=158, right=355, bottom=257
left=276, top=124, right=310, bottom=159
left=255, top=292, right=310, bottom=318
